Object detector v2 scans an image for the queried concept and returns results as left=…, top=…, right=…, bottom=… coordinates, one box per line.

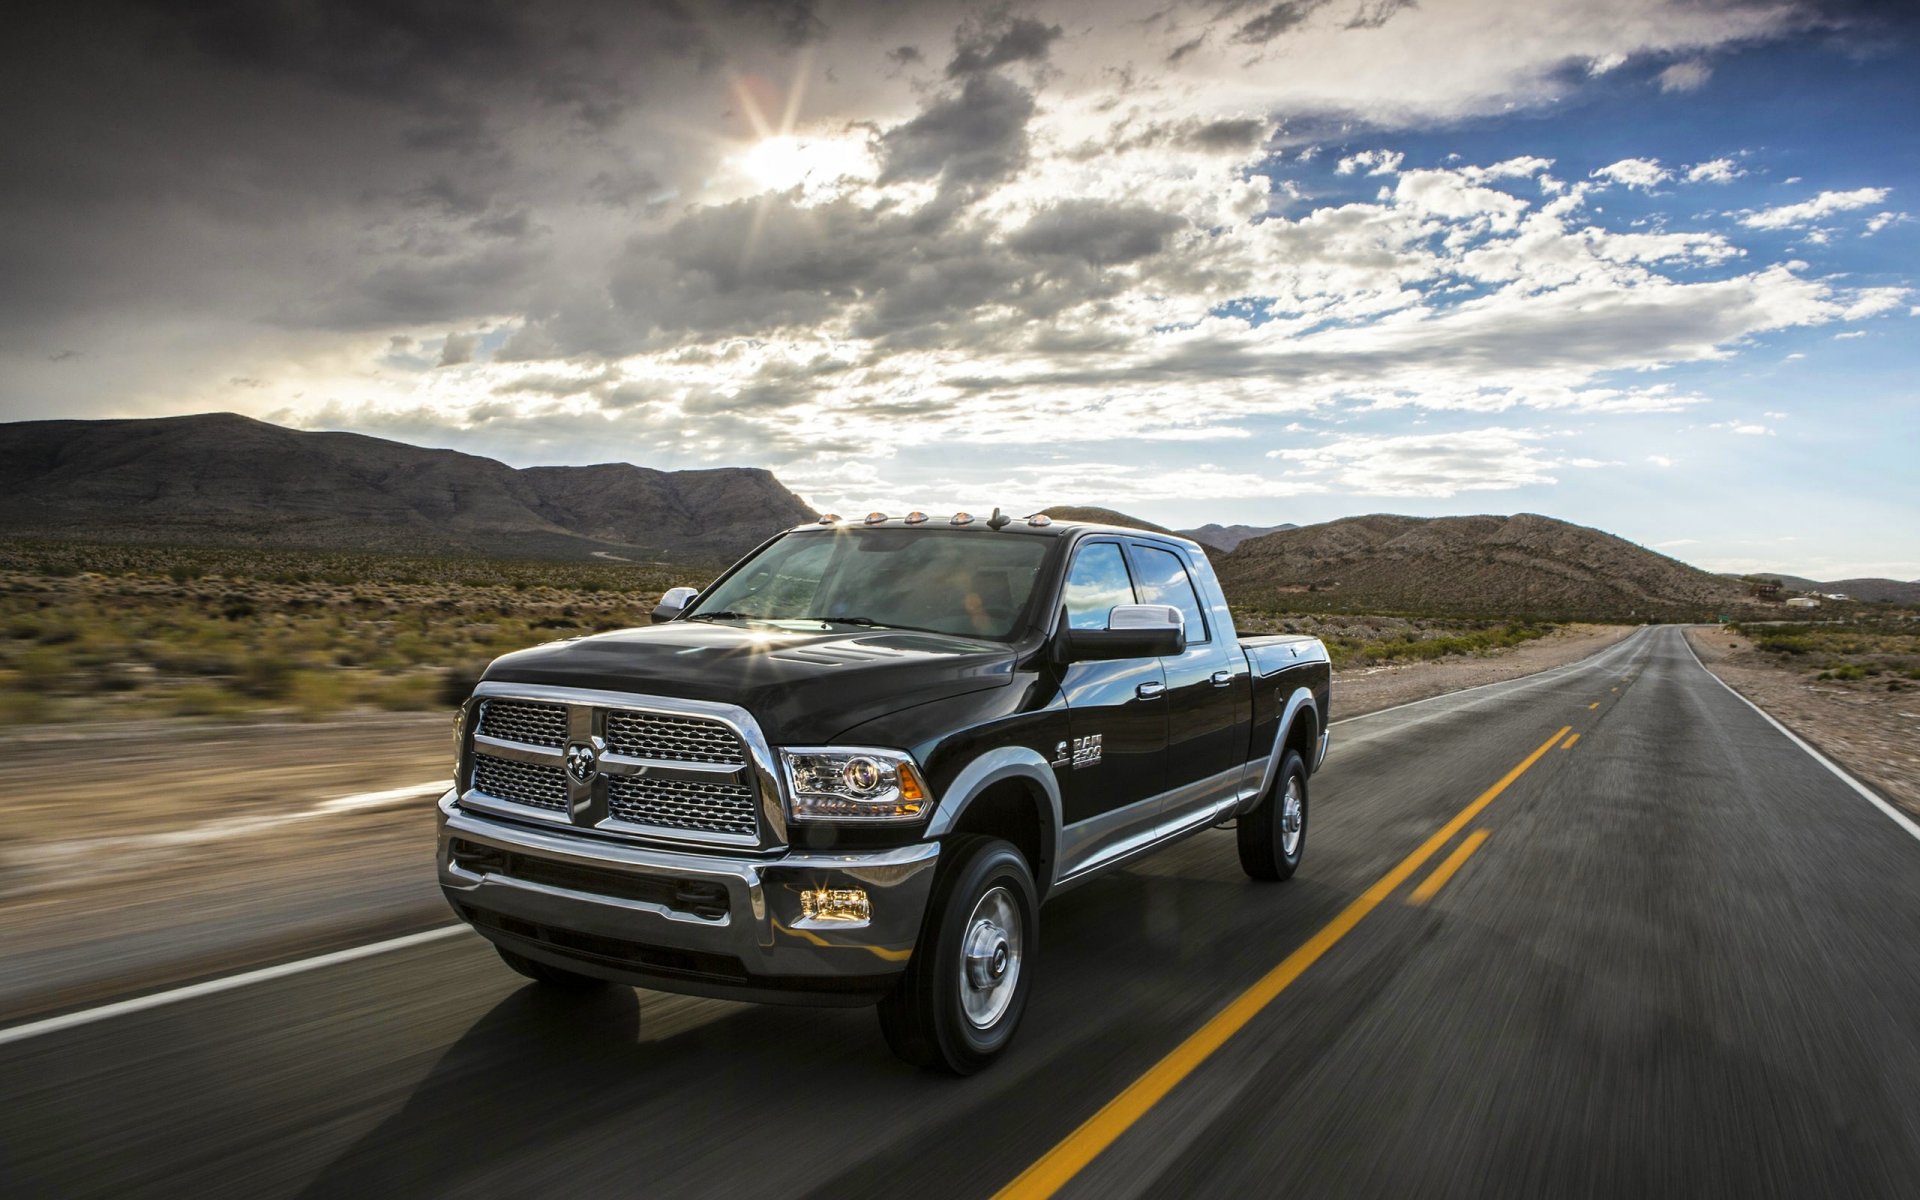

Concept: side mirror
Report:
left=1059, top=604, right=1186, bottom=662
left=651, top=586, right=701, bottom=624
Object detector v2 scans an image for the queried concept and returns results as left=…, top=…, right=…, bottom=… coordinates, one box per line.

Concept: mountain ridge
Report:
left=1178, top=521, right=1298, bottom=552
left=1216, top=512, right=1754, bottom=617
left=0, top=412, right=815, bottom=562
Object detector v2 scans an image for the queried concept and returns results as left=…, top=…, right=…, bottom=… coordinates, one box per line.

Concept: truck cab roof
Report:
left=788, top=513, right=1205, bottom=553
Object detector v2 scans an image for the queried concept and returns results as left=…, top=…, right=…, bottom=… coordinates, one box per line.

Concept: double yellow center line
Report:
left=995, top=724, right=1573, bottom=1199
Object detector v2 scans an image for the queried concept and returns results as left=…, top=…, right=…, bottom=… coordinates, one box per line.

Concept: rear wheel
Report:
left=495, top=945, right=613, bottom=991
left=1238, top=748, right=1308, bottom=881
left=878, top=835, right=1037, bottom=1074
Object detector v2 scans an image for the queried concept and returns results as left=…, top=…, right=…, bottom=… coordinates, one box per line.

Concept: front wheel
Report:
left=877, top=835, right=1037, bottom=1074
left=1238, top=748, right=1308, bottom=881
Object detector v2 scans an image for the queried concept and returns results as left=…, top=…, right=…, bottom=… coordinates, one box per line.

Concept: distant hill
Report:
left=1037, top=505, right=1175, bottom=534
left=1217, top=513, right=1751, bottom=617
left=1732, top=572, right=1920, bottom=605
left=1179, top=522, right=1298, bottom=552
left=0, top=413, right=814, bottom=562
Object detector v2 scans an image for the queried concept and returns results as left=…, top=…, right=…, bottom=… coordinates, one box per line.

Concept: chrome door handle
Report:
left=1210, top=670, right=1233, bottom=687
left=1136, top=681, right=1166, bottom=700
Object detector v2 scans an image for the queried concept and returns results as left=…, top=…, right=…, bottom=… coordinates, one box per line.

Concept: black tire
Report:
left=495, top=945, right=613, bottom=991
left=1238, top=748, right=1308, bottom=881
left=877, top=835, right=1038, bottom=1075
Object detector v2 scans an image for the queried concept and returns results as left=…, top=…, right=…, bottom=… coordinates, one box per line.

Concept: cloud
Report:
left=1591, top=158, right=1670, bottom=190
left=1657, top=60, right=1712, bottom=92
left=878, top=72, right=1036, bottom=191
left=1685, top=158, right=1744, bottom=184
left=1233, top=0, right=1336, bottom=45
left=1863, top=211, right=1904, bottom=236
left=947, top=16, right=1063, bottom=77
left=1336, top=149, right=1405, bottom=176
left=1741, top=188, right=1892, bottom=229
left=437, top=331, right=480, bottom=367
left=1710, top=421, right=1775, bottom=435
left=1264, top=427, right=1587, bottom=496
left=1648, top=455, right=1675, bottom=467
left=1006, top=201, right=1185, bottom=265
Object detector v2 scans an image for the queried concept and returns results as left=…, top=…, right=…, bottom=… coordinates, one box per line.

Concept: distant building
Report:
left=1824, top=593, right=1850, bottom=602
left=1749, top=580, right=1782, bottom=599
left=1785, top=596, right=1821, bottom=608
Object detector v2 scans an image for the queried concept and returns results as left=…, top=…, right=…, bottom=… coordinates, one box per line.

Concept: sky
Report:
left=3, top=0, right=1916, bottom=578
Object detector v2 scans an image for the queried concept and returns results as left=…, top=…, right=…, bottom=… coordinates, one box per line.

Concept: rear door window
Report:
left=1129, top=545, right=1209, bottom=644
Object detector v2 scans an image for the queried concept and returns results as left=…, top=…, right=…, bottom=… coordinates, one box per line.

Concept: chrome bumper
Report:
left=436, top=791, right=939, bottom=1004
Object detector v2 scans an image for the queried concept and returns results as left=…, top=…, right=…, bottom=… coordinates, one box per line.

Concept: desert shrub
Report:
left=368, top=673, right=443, bottom=711
left=237, top=654, right=295, bottom=699
left=288, top=670, right=351, bottom=719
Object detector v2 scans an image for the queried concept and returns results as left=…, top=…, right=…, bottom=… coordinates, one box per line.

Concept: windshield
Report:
left=686, top=529, right=1050, bottom=640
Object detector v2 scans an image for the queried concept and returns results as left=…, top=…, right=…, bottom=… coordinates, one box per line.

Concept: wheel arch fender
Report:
left=923, top=746, right=1063, bottom=893
left=1238, top=686, right=1320, bottom=814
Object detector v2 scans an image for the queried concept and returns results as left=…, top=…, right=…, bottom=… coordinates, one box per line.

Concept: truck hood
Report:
left=480, top=621, right=1018, bottom=745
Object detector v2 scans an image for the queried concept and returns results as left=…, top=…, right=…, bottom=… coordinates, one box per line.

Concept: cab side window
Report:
left=1130, top=545, right=1209, bottom=644
left=1063, top=542, right=1136, bottom=630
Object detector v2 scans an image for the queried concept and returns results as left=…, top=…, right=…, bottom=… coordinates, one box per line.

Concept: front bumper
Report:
left=437, top=791, right=940, bottom=1005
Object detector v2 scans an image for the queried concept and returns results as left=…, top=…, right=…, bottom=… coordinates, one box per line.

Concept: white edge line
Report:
left=0, top=925, right=472, bottom=1049
left=1330, top=625, right=1648, bottom=727
left=1680, top=627, right=1920, bottom=845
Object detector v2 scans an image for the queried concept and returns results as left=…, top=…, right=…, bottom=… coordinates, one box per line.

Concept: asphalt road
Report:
left=4, top=625, right=1918, bottom=1198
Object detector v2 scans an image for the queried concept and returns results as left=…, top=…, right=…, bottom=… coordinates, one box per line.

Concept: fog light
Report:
left=800, top=887, right=871, bottom=923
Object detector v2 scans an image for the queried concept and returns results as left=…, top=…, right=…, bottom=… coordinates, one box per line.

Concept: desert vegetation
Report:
left=0, top=540, right=688, bottom=725
left=1727, top=618, right=1920, bottom=690
left=1230, top=610, right=1562, bottom=669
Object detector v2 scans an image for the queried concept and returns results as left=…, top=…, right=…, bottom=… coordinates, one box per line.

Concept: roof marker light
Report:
left=817, top=514, right=839, bottom=524
left=904, top=511, right=928, bottom=525
left=864, top=512, right=888, bottom=525
left=950, top=512, right=974, bottom=526
left=1026, top=512, right=1052, bottom=527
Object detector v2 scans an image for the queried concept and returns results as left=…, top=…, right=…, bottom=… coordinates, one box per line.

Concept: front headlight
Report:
left=779, top=746, right=931, bottom=822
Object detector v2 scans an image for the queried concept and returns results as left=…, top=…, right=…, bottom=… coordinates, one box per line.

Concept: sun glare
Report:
left=737, top=134, right=870, bottom=196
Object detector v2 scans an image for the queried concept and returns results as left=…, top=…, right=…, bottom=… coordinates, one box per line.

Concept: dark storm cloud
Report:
left=1233, top=0, right=1334, bottom=43
left=584, top=184, right=1183, bottom=352
left=1192, top=117, right=1271, bottom=149
left=878, top=73, right=1037, bottom=189
left=947, top=16, right=1065, bottom=76
left=1008, top=201, right=1185, bottom=265
left=1345, top=0, right=1418, bottom=30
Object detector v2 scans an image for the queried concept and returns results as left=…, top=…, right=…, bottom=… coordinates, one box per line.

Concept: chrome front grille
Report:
left=604, top=711, right=744, bottom=764
left=461, top=685, right=779, bottom=848
left=478, top=699, right=568, bottom=748
left=472, top=754, right=568, bottom=811
left=606, top=776, right=759, bottom=837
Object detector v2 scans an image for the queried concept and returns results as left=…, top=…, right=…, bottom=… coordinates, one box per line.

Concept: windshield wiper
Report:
left=686, top=611, right=758, bottom=622
left=799, top=615, right=885, bottom=627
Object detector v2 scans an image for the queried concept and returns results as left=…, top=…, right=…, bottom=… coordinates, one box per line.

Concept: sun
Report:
left=735, top=134, right=873, bottom=197
left=740, top=135, right=815, bottom=192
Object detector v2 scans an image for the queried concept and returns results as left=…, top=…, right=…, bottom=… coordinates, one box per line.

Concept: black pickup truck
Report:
left=438, top=511, right=1330, bottom=1072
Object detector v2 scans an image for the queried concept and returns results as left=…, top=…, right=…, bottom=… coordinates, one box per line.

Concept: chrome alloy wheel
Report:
left=1280, top=776, right=1305, bottom=858
left=959, top=885, right=1023, bottom=1029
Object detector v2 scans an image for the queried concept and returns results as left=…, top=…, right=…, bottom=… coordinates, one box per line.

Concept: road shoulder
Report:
left=1686, top=625, right=1920, bottom=818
